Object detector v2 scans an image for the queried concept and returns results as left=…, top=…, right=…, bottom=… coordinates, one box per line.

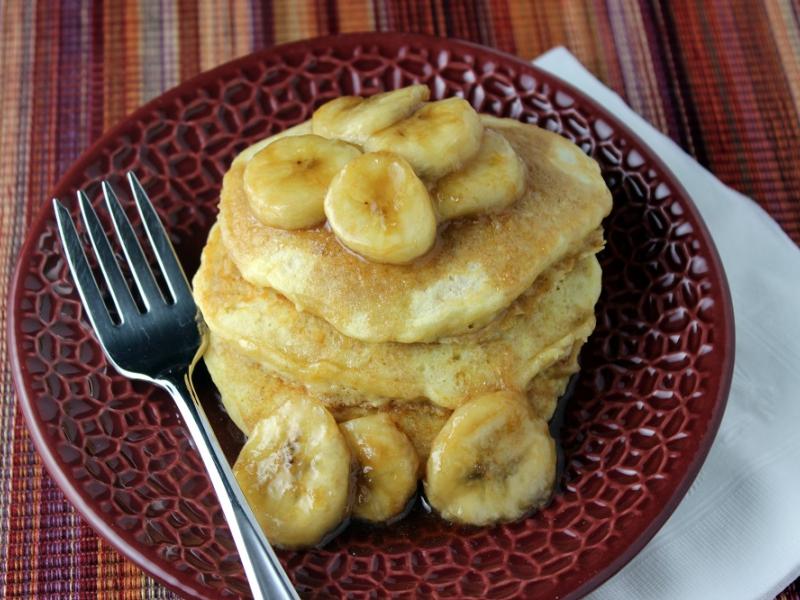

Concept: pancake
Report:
left=205, top=332, right=582, bottom=462
left=193, top=225, right=601, bottom=410
left=219, top=115, right=612, bottom=343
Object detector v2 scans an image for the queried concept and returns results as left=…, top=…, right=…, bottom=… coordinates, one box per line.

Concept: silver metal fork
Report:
left=53, top=173, right=298, bottom=600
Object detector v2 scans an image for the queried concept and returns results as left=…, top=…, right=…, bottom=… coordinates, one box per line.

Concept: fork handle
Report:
left=161, top=374, right=299, bottom=600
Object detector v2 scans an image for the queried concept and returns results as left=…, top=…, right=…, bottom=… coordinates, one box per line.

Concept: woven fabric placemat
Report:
left=0, top=1, right=797, bottom=598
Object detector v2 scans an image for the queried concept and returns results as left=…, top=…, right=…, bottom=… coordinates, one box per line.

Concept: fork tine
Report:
left=127, top=173, right=192, bottom=304
left=77, top=191, right=139, bottom=319
left=101, top=180, right=165, bottom=310
left=53, top=199, right=114, bottom=334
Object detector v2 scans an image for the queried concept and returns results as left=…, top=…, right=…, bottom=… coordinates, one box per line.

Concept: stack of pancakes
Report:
left=194, top=115, right=612, bottom=463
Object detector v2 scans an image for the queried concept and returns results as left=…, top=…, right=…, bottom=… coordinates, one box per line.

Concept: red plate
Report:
left=9, top=33, right=733, bottom=599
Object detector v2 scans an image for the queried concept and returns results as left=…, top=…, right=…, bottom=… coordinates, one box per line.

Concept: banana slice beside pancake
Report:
left=424, top=390, right=556, bottom=525
left=233, top=397, right=354, bottom=549
left=340, top=414, right=420, bottom=523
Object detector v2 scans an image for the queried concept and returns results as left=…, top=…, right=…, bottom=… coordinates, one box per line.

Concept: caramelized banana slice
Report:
left=341, top=414, right=420, bottom=523
left=425, top=390, right=556, bottom=525
left=434, top=129, right=526, bottom=220
left=243, top=134, right=361, bottom=229
left=234, top=121, right=313, bottom=165
left=312, top=85, right=430, bottom=145
left=233, top=396, right=354, bottom=549
left=324, top=151, right=436, bottom=264
left=364, top=97, right=484, bottom=180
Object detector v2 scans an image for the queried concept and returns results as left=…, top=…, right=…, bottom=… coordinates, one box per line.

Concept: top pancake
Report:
left=219, top=115, right=612, bottom=343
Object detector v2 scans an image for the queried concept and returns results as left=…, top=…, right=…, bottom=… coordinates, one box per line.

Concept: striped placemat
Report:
left=0, top=1, right=798, bottom=598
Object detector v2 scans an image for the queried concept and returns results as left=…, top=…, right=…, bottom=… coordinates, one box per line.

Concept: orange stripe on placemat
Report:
left=103, top=0, right=143, bottom=127
left=198, top=0, right=226, bottom=72
left=272, top=0, right=317, bottom=43
left=198, top=0, right=254, bottom=65
left=487, top=0, right=515, bottom=54
left=507, top=0, right=537, bottom=59
left=102, top=0, right=121, bottom=126
left=533, top=2, right=567, bottom=56
left=122, top=552, right=144, bottom=599
left=337, top=0, right=375, bottom=33
left=177, top=0, right=201, bottom=80
left=233, top=0, right=257, bottom=57
left=96, top=538, right=143, bottom=599
left=558, top=0, right=593, bottom=62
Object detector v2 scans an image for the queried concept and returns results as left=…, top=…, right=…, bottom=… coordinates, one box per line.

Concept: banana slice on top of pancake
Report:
left=424, top=390, right=556, bottom=526
left=233, top=396, right=355, bottom=549
left=234, top=121, right=313, bottom=166
left=340, top=414, right=420, bottom=523
left=324, top=151, right=437, bottom=264
left=312, top=84, right=430, bottom=145
left=434, top=129, right=527, bottom=220
left=364, top=97, right=484, bottom=180
left=243, top=134, right=361, bottom=230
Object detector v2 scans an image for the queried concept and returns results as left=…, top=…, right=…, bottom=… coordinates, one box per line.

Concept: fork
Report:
left=53, top=173, right=298, bottom=600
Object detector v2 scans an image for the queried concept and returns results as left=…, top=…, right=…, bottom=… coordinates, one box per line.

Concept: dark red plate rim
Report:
left=8, top=32, right=733, bottom=599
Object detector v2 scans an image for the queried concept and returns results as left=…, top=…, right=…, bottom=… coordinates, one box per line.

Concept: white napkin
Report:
left=533, top=48, right=800, bottom=600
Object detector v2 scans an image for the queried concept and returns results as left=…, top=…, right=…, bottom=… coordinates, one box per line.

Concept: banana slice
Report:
left=424, top=390, right=556, bottom=526
left=340, top=414, right=420, bottom=523
left=434, top=129, right=526, bottom=220
left=324, top=151, right=437, bottom=264
left=364, top=97, right=484, bottom=180
left=234, top=120, right=313, bottom=166
left=233, top=396, right=354, bottom=549
left=243, top=134, right=361, bottom=230
left=312, top=85, right=430, bottom=145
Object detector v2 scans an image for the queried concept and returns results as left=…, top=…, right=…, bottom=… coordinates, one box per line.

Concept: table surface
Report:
left=0, top=1, right=798, bottom=598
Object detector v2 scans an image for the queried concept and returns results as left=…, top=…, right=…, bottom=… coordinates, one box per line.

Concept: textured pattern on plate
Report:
left=10, top=35, right=732, bottom=600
